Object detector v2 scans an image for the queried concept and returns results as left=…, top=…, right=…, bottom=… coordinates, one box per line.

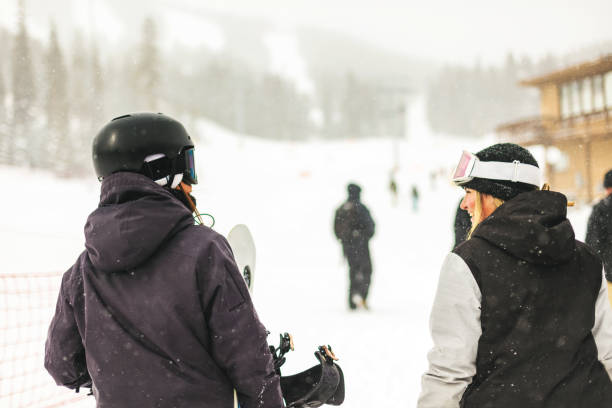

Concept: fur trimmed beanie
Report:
left=461, top=143, right=540, bottom=201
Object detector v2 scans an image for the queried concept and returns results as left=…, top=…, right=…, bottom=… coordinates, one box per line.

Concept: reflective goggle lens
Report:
left=183, top=148, right=198, bottom=184
left=452, top=151, right=475, bottom=182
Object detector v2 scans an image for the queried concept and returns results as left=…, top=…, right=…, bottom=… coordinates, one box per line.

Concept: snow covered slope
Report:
left=0, top=116, right=592, bottom=406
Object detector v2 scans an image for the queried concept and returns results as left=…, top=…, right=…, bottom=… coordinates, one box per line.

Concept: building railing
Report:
left=496, top=110, right=612, bottom=145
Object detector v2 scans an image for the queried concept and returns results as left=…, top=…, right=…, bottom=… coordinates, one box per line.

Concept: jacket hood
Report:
left=472, top=190, right=575, bottom=265
left=85, top=172, right=194, bottom=273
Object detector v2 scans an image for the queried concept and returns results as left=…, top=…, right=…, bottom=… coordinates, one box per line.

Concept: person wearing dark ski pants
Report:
left=418, top=143, right=612, bottom=408
left=586, top=168, right=612, bottom=306
left=334, top=183, right=375, bottom=310
left=44, top=113, right=284, bottom=408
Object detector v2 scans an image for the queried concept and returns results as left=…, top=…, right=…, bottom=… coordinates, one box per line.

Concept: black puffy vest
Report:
left=454, top=190, right=612, bottom=408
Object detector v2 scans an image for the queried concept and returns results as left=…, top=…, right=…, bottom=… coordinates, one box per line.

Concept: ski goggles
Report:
left=180, top=147, right=198, bottom=185
left=451, top=150, right=541, bottom=187
left=143, top=147, right=198, bottom=185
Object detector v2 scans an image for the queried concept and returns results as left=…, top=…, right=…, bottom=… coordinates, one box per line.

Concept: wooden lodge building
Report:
left=496, top=55, right=612, bottom=203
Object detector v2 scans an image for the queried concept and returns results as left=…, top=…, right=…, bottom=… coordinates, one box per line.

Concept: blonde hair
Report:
left=467, top=191, right=504, bottom=239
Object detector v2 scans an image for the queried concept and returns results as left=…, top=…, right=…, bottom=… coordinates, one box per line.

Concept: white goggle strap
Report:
left=470, top=160, right=541, bottom=187
left=144, top=153, right=183, bottom=188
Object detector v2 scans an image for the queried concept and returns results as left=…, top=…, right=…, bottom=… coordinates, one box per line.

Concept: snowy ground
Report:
left=0, top=115, right=593, bottom=407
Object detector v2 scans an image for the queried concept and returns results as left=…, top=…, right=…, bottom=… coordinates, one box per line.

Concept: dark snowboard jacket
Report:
left=418, top=190, right=612, bottom=408
left=44, top=173, right=284, bottom=408
left=586, top=194, right=612, bottom=281
left=333, top=196, right=375, bottom=256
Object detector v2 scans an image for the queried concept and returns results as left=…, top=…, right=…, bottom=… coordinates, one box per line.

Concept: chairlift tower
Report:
left=375, top=83, right=413, bottom=172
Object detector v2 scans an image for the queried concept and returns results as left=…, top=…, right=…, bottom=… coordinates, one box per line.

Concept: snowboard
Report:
left=226, top=224, right=343, bottom=407
left=227, top=224, right=256, bottom=293
left=226, top=224, right=256, bottom=408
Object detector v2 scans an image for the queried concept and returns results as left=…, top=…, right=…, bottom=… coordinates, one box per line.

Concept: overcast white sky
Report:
left=178, top=0, right=612, bottom=65
left=2, top=0, right=612, bottom=66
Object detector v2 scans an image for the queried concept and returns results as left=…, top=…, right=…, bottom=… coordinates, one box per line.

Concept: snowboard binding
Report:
left=270, top=333, right=345, bottom=407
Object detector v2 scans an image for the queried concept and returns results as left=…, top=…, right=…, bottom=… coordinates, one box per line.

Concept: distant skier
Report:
left=334, top=183, right=375, bottom=310
left=418, top=143, right=612, bottom=408
left=586, top=168, right=612, bottom=306
left=389, top=176, right=398, bottom=207
left=411, top=185, right=420, bottom=212
left=44, top=113, right=284, bottom=408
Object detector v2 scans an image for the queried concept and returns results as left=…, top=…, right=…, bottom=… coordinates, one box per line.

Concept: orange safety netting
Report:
left=0, top=273, right=89, bottom=408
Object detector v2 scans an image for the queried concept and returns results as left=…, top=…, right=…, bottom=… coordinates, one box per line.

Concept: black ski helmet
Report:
left=92, top=112, right=197, bottom=184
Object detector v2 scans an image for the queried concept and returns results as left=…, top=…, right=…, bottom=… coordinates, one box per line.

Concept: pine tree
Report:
left=0, top=69, right=5, bottom=123
left=315, top=74, right=340, bottom=138
left=243, top=73, right=309, bottom=140
left=68, top=40, right=106, bottom=174
left=71, top=32, right=89, bottom=128
left=0, top=61, right=5, bottom=111
left=341, top=72, right=369, bottom=138
left=90, top=41, right=105, bottom=130
left=0, top=67, right=7, bottom=164
left=45, top=22, right=69, bottom=172
left=11, top=0, right=36, bottom=165
left=136, top=17, right=160, bottom=110
left=63, top=32, right=93, bottom=173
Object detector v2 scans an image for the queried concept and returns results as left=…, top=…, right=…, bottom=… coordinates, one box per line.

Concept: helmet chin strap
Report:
left=170, top=174, right=183, bottom=189
left=152, top=173, right=183, bottom=188
left=177, top=182, right=204, bottom=225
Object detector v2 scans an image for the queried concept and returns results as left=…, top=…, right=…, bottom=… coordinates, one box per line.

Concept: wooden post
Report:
left=585, top=138, right=593, bottom=203
left=544, top=142, right=554, bottom=189
left=602, top=73, right=609, bottom=124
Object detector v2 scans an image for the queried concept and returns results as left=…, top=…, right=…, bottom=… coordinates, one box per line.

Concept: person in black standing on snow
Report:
left=411, top=185, right=420, bottom=212
left=586, top=169, right=612, bottom=306
left=418, top=143, right=612, bottom=408
left=44, top=113, right=284, bottom=408
left=334, top=183, right=375, bottom=310
left=389, top=175, right=398, bottom=207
